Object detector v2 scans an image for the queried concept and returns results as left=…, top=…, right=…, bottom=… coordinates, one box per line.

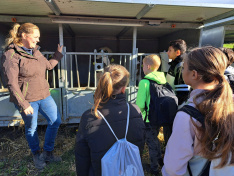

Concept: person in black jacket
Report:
left=75, top=64, right=145, bottom=176
left=166, top=39, right=190, bottom=106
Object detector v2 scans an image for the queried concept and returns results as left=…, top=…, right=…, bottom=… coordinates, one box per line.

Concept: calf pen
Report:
left=0, top=49, right=169, bottom=126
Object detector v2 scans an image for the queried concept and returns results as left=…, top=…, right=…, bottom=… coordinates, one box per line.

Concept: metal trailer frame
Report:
left=0, top=48, right=162, bottom=127
left=0, top=25, right=142, bottom=126
left=0, top=0, right=234, bottom=126
left=0, top=17, right=233, bottom=126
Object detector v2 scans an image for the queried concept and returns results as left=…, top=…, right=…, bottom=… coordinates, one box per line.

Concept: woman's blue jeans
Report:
left=16, top=95, right=61, bottom=155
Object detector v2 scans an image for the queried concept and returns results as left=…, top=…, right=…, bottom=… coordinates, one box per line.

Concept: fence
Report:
left=0, top=50, right=140, bottom=126
left=0, top=49, right=168, bottom=126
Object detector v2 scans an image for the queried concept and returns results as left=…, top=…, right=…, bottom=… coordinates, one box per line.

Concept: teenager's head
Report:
left=219, top=47, right=234, bottom=67
left=186, top=46, right=234, bottom=168
left=167, top=39, right=187, bottom=60
left=3, top=23, right=40, bottom=49
left=143, top=54, right=161, bottom=75
left=183, top=46, right=228, bottom=89
left=93, top=64, right=129, bottom=118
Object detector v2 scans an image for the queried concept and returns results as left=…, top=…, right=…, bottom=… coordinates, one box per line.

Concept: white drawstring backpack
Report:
left=98, top=103, right=144, bottom=176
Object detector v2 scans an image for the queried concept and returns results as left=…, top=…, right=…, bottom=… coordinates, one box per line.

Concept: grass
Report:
left=0, top=125, right=165, bottom=176
left=0, top=125, right=77, bottom=176
left=223, top=43, right=234, bottom=49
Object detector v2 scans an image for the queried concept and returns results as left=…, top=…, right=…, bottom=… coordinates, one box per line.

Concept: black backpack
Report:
left=144, top=78, right=178, bottom=126
left=179, top=105, right=210, bottom=176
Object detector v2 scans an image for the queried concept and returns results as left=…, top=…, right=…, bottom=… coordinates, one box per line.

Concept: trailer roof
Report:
left=0, top=0, right=233, bottom=42
left=77, top=0, right=234, bottom=8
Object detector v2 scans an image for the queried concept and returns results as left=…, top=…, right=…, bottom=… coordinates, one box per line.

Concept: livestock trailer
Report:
left=0, top=0, right=234, bottom=126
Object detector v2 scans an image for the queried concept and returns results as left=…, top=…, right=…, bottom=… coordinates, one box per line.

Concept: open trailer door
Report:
left=199, top=15, right=234, bottom=47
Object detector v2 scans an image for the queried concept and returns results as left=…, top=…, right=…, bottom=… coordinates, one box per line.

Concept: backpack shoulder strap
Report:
left=142, top=78, right=160, bottom=88
left=97, top=103, right=130, bottom=141
left=179, top=105, right=205, bottom=127
left=124, top=103, right=130, bottom=138
left=142, top=78, right=151, bottom=83
left=179, top=105, right=210, bottom=176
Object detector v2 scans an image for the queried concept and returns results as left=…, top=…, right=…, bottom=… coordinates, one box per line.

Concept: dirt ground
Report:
left=0, top=125, right=165, bottom=176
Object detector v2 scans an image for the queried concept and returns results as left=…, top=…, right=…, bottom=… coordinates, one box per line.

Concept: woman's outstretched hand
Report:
left=24, top=106, right=34, bottom=115
left=57, top=44, right=63, bottom=53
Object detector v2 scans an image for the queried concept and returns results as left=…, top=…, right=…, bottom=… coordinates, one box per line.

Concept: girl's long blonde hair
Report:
left=93, top=64, right=129, bottom=118
left=187, top=46, right=234, bottom=168
left=3, top=23, right=39, bottom=49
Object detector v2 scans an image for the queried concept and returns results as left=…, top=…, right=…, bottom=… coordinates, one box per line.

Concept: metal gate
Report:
left=62, top=50, right=133, bottom=123
left=0, top=50, right=138, bottom=126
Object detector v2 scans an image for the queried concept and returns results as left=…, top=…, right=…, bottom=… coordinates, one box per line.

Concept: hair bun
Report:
left=220, top=47, right=234, bottom=66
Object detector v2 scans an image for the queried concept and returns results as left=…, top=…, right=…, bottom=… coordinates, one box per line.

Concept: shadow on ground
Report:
left=0, top=125, right=165, bottom=176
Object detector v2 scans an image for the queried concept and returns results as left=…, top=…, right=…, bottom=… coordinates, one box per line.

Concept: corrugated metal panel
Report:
left=56, top=1, right=233, bottom=23
left=124, top=27, right=181, bottom=39
left=69, top=24, right=124, bottom=36
left=55, top=0, right=144, bottom=17
left=0, top=0, right=52, bottom=16
left=73, top=0, right=234, bottom=8
left=37, top=23, right=69, bottom=36
left=0, top=0, right=232, bottom=24
left=145, top=5, right=232, bottom=22
left=69, top=23, right=182, bottom=39
left=0, top=0, right=232, bottom=41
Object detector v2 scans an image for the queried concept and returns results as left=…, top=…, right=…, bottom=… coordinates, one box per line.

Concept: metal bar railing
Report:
left=70, top=54, right=73, bottom=88
left=119, top=55, right=122, bottom=65
left=94, top=50, right=97, bottom=88
left=65, top=51, right=132, bottom=90
left=43, top=52, right=59, bottom=88
left=88, top=55, right=91, bottom=88
left=75, top=55, right=80, bottom=88
left=0, top=50, right=159, bottom=91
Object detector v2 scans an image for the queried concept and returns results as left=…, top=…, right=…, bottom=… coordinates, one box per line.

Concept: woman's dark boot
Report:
left=40, top=151, right=62, bottom=163
left=33, top=151, right=46, bottom=170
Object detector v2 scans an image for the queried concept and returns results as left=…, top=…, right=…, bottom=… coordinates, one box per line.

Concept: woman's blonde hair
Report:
left=93, top=64, right=129, bottom=118
left=187, top=46, right=234, bottom=168
left=3, top=23, right=39, bottom=49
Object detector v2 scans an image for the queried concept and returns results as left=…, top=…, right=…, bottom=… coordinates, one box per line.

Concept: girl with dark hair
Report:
left=75, top=64, right=145, bottom=176
left=162, top=46, right=234, bottom=176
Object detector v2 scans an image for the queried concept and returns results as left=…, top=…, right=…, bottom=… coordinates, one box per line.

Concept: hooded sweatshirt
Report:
left=136, top=71, right=166, bottom=122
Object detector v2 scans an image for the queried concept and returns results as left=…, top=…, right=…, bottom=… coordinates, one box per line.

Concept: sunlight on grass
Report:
left=223, top=43, right=234, bottom=49
left=0, top=125, right=166, bottom=176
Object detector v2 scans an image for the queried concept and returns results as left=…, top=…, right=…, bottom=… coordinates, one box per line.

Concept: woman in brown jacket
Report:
left=1, top=23, right=63, bottom=170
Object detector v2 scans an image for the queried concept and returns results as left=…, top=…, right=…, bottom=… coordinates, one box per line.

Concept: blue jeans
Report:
left=16, top=95, right=61, bottom=155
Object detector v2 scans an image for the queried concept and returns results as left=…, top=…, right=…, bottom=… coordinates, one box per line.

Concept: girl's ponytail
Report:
left=3, top=23, right=39, bottom=49
left=3, top=23, right=21, bottom=49
left=94, top=72, right=113, bottom=118
left=93, top=64, right=129, bottom=119
left=187, top=46, right=234, bottom=168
